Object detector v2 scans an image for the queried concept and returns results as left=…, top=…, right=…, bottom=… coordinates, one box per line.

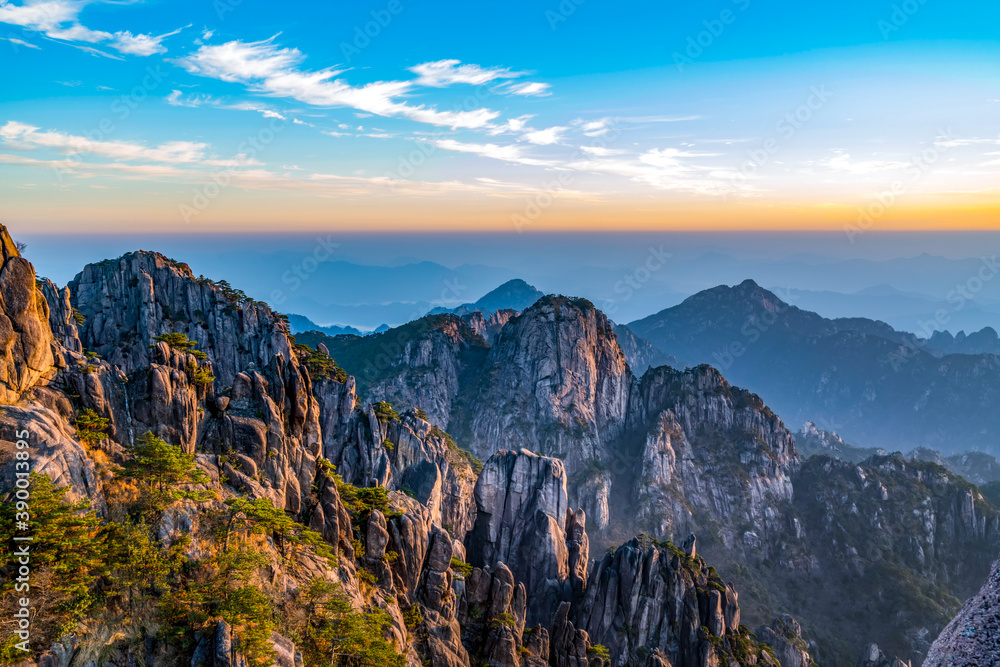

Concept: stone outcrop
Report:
left=467, top=449, right=587, bottom=628
left=856, top=643, right=910, bottom=667
left=461, top=308, right=518, bottom=345
left=68, top=251, right=289, bottom=387
left=754, top=616, right=817, bottom=667
left=924, top=557, right=1000, bottom=666
left=470, top=296, right=631, bottom=467
left=0, top=226, right=56, bottom=403
left=573, top=536, right=777, bottom=667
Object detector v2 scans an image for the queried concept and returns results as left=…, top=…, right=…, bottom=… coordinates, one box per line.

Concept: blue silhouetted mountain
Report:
left=630, top=279, right=1000, bottom=453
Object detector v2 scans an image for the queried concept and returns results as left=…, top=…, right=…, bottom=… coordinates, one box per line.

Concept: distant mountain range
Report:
left=431, top=278, right=545, bottom=316
left=628, top=279, right=1000, bottom=453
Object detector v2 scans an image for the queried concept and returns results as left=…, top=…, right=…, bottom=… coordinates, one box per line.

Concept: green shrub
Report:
left=450, top=557, right=473, bottom=579
left=372, top=401, right=400, bottom=424
left=114, top=432, right=213, bottom=513
left=75, top=409, right=110, bottom=445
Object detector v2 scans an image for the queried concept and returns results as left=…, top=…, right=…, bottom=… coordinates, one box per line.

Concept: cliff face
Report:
left=315, top=285, right=1000, bottom=665
left=0, top=232, right=56, bottom=403
left=69, top=252, right=290, bottom=388
left=470, top=296, right=632, bottom=463
left=924, top=557, right=1000, bottom=666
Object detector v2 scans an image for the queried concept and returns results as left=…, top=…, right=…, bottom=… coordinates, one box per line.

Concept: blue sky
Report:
left=2, top=0, right=1000, bottom=232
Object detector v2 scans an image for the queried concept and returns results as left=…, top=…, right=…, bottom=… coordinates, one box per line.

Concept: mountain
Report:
left=629, top=279, right=1000, bottom=454
left=0, top=229, right=784, bottom=667
left=454, top=279, right=545, bottom=315
left=286, top=313, right=365, bottom=337
left=315, top=290, right=998, bottom=665
left=427, top=278, right=545, bottom=318
left=924, top=327, right=1000, bottom=356
left=612, top=323, right=682, bottom=375
left=7, top=227, right=998, bottom=666
left=776, top=285, right=1000, bottom=336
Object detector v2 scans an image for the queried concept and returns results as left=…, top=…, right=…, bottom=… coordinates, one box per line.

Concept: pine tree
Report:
left=0, top=474, right=106, bottom=658
left=115, top=431, right=212, bottom=512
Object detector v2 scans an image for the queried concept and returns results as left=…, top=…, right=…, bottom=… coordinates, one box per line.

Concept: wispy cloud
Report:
left=503, top=81, right=551, bottom=97
left=820, top=150, right=909, bottom=174
left=109, top=26, right=185, bottom=56
left=0, top=35, right=40, bottom=49
left=176, top=38, right=501, bottom=129
left=410, top=59, right=525, bottom=87
left=0, top=120, right=259, bottom=167
left=431, top=138, right=554, bottom=166
left=0, top=0, right=183, bottom=55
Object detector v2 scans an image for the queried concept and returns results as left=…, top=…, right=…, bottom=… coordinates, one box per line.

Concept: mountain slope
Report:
left=629, top=279, right=1000, bottom=453
left=1, top=228, right=780, bottom=667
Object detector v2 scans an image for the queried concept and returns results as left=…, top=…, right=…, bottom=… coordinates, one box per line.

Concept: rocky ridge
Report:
left=0, top=231, right=777, bottom=667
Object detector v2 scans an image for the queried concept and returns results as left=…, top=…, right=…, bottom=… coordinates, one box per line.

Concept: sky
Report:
left=1, top=0, right=1000, bottom=233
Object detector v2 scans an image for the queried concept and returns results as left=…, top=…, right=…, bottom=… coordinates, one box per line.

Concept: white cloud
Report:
left=0, top=0, right=79, bottom=33
left=0, top=0, right=182, bottom=55
left=110, top=27, right=184, bottom=56
left=0, top=120, right=259, bottom=166
left=575, top=117, right=617, bottom=137
left=580, top=146, right=628, bottom=156
left=177, top=38, right=500, bottom=129
left=820, top=151, right=908, bottom=174
left=165, top=90, right=289, bottom=120
left=0, top=35, right=39, bottom=49
left=432, top=139, right=552, bottom=166
left=521, top=126, right=568, bottom=146
left=504, top=81, right=551, bottom=97
left=410, top=59, right=525, bottom=87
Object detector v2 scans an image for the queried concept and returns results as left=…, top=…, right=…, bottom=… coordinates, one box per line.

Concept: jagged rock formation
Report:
left=857, top=644, right=911, bottom=667
left=7, top=230, right=1000, bottom=667
left=69, top=252, right=290, bottom=387
left=317, top=285, right=1000, bottom=665
left=467, top=449, right=587, bottom=628
left=754, top=616, right=816, bottom=667
left=0, top=229, right=56, bottom=403
left=462, top=308, right=518, bottom=345
left=923, top=558, right=1000, bottom=666
left=573, top=536, right=777, bottom=667
left=1, top=233, right=780, bottom=667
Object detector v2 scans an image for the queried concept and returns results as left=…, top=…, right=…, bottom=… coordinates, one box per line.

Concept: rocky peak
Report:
left=0, top=224, right=56, bottom=403
left=68, top=250, right=290, bottom=386
left=470, top=295, right=631, bottom=467
left=467, top=449, right=588, bottom=627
